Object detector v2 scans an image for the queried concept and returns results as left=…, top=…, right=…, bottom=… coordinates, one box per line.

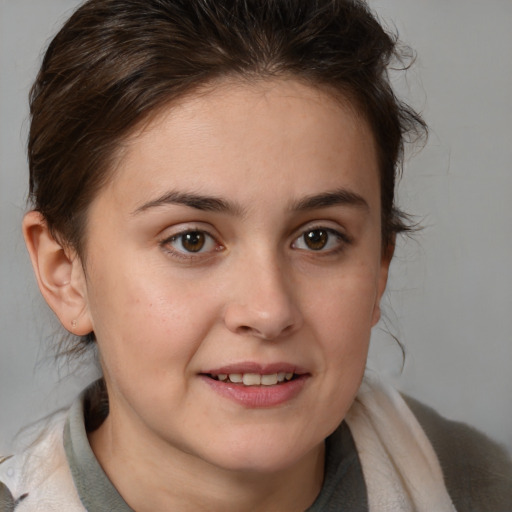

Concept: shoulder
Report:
left=0, top=410, right=84, bottom=512
left=405, top=395, right=512, bottom=512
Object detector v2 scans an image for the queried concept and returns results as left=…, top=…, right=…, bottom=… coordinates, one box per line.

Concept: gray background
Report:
left=1, top=0, right=511, bottom=454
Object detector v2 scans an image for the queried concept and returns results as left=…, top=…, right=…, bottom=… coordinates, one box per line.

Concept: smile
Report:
left=202, top=365, right=309, bottom=407
left=210, top=372, right=296, bottom=386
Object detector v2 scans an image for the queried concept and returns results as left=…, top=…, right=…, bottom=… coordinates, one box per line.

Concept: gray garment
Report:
left=404, top=396, right=512, bottom=512
left=307, top=422, right=368, bottom=511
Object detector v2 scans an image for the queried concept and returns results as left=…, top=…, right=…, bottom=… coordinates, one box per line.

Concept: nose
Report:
left=223, top=255, right=303, bottom=340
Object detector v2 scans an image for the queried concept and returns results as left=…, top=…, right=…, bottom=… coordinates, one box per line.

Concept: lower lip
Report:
left=201, top=375, right=308, bottom=407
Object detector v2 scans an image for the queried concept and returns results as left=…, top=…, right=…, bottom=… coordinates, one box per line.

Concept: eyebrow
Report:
left=132, top=187, right=369, bottom=216
left=132, top=191, right=244, bottom=216
left=291, top=188, right=369, bottom=212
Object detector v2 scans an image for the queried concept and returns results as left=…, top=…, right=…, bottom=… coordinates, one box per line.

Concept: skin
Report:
left=24, top=79, right=392, bottom=512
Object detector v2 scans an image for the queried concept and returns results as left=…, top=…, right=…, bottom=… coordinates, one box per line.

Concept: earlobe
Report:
left=372, top=241, right=395, bottom=326
left=22, top=211, right=93, bottom=335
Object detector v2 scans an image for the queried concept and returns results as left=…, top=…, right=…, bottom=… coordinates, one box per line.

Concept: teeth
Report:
left=242, top=373, right=261, bottom=386
left=261, top=373, right=278, bottom=386
left=213, top=372, right=296, bottom=385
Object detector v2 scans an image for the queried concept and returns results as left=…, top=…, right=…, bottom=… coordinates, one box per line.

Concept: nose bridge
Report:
left=223, top=247, right=302, bottom=339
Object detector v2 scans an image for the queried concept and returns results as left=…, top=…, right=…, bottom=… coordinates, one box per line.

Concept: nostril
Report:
left=281, top=324, right=294, bottom=335
left=236, top=324, right=276, bottom=339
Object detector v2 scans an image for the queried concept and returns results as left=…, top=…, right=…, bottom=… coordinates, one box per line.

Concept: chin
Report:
left=197, top=427, right=325, bottom=475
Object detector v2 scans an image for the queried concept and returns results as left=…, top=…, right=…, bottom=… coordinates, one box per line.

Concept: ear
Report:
left=22, top=211, right=93, bottom=336
left=372, top=239, right=395, bottom=326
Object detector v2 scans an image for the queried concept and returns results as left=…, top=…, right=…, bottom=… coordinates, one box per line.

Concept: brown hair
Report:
left=28, top=0, right=426, bottom=347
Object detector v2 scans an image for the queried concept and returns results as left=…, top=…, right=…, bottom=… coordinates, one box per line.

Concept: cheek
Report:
left=306, top=261, right=380, bottom=328
left=303, top=261, right=380, bottom=370
left=85, top=257, right=218, bottom=372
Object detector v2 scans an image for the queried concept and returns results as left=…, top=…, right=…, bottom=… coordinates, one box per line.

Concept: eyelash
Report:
left=159, top=225, right=351, bottom=261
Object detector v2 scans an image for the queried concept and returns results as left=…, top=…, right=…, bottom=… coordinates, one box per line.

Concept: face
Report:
left=80, top=79, right=390, bottom=474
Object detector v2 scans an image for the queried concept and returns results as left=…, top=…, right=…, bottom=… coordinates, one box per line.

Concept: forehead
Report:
left=102, top=78, right=380, bottom=214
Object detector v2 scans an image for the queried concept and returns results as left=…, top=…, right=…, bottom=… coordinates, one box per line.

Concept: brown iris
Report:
left=181, top=231, right=206, bottom=252
left=304, top=229, right=328, bottom=250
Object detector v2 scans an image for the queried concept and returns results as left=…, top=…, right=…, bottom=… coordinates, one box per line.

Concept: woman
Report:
left=1, top=0, right=511, bottom=511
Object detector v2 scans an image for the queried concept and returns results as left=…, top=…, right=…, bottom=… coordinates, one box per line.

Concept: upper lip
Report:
left=203, top=362, right=308, bottom=376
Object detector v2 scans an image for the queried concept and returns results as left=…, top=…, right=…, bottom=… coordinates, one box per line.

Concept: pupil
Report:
left=305, top=230, right=328, bottom=250
left=182, top=232, right=205, bottom=252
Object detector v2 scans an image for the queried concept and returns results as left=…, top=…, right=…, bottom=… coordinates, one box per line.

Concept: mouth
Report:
left=201, top=367, right=308, bottom=407
left=206, top=372, right=299, bottom=386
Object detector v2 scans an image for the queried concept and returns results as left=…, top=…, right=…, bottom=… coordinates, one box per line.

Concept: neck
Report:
left=88, top=408, right=325, bottom=512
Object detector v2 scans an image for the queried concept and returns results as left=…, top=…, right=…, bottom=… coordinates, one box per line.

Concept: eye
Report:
left=292, top=228, right=347, bottom=252
left=163, top=230, right=218, bottom=255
